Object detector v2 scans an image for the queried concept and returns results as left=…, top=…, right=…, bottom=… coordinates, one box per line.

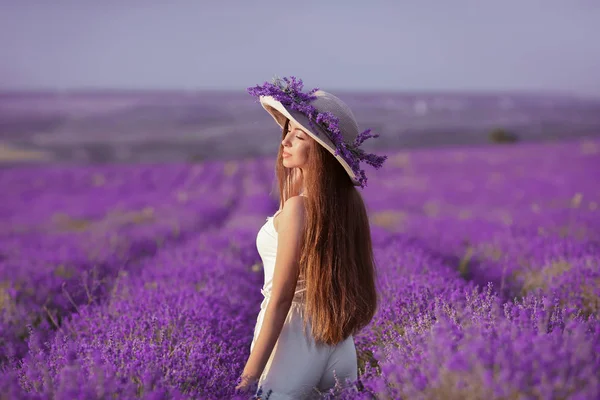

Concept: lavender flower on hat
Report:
left=247, top=76, right=387, bottom=188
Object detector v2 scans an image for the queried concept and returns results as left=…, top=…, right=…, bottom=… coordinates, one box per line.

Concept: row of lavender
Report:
left=1, top=137, right=599, bottom=398
left=0, top=160, right=259, bottom=362
left=369, top=138, right=600, bottom=315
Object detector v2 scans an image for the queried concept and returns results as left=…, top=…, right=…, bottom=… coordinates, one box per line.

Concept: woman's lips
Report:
left=283, top=152, right=292, bottom=158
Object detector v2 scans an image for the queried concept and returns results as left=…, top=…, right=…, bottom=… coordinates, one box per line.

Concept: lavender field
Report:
left=0, top=136, right=599, bottom=399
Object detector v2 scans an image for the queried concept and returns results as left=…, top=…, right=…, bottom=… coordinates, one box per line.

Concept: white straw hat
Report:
left=248, top=76, right=387, bottom=188
left=260, top=90, right=362, bottom=186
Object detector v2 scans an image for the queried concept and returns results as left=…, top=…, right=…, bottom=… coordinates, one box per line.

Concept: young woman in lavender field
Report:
left=234, top=76, right=388, bottom=399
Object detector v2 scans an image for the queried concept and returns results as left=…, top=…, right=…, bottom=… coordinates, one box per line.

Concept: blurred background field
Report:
left=1, top=90, right=600, bottom=165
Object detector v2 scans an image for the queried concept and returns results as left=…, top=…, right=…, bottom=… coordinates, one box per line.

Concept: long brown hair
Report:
left=274, top=118, right=379, bottom=346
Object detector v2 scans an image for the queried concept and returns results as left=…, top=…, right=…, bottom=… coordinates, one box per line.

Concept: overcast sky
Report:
left=1, top=0, right=599, bottom=96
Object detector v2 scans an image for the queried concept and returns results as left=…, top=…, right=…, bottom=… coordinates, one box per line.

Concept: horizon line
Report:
left=0, top=86, right=597, bottom=100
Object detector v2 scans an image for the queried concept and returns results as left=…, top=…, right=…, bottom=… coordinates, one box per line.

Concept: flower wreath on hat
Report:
left=247, top=76, right=387, bottom=188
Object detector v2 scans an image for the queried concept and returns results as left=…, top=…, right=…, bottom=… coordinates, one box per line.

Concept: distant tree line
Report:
left=489, top=127, right=519, bottom=144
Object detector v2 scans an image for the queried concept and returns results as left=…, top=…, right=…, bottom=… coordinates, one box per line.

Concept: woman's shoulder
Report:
left=273, top=195, right=307, bottom=231
left=285, top=194, right=307, bottom=206
left=278, top=194, right=307, bottom=211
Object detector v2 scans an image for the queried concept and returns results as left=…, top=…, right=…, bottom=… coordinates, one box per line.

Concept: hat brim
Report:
left=259, top=95, right=360, bottom=186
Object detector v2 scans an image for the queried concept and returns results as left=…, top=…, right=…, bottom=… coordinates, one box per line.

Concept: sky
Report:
left=1, top=0, right=599, bottom=96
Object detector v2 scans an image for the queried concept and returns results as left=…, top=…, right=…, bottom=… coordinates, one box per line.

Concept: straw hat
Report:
left=260, top=91, right=362, bottom=185
left=248, top=77, right=387, bottom=188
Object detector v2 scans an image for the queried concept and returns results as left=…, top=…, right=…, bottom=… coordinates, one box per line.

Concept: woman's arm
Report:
left=240, top=195, right=306, bottom=383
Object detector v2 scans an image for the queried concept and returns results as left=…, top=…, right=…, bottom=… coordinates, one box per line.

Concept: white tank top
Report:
left=256, top=196, right=308, bottom=310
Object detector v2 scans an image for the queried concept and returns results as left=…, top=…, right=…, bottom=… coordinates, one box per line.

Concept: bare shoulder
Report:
left=283, top=195, right=307, bottom=212
left=273, top=195, right=306, bottom=233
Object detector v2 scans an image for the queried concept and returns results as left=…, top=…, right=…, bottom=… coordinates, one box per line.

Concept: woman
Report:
left=235, top=76, right=387, bottom=399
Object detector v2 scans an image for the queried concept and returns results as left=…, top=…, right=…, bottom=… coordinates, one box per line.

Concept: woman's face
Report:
left=281, top=119, right=312, bottom=169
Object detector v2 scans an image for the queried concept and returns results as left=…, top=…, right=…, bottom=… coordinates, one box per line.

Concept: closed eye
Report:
left=287, top=125, right=304, bottom=139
